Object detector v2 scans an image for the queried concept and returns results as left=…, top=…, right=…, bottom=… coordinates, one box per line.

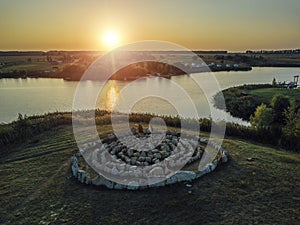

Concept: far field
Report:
left=1, top=122, right=300, bottom=224
left=1, top=51, right=300, bottom=80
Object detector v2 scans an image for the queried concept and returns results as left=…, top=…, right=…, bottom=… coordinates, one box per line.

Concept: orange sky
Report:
left=0, top=0, right=299, bottom=51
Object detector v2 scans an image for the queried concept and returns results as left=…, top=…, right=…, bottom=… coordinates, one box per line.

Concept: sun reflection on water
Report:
left=105, top=83, right=119, bottom=111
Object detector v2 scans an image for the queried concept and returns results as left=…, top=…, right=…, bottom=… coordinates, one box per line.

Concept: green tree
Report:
left=295, top=115, right=300, bottom=138
left=283, top=101, right=298, bottom=134
left=281, top=101, right=300, bottom=149
left=270, top=94, right=290, bottom=125
left=13, top=113, right=32, bottom=138
left=272, top=77, right=277, bottom=86
left=250, top=103, right=273, bottom=128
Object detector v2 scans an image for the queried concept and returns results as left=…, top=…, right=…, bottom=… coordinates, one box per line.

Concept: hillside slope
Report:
left=0, top=125, right=299, bottom=225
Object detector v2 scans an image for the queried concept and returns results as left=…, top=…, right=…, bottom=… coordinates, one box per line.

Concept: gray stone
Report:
left=145, top=157, right=152, bottom=163
left=107, top=133, right=116, bottom=141
left=105, top=161, right=113, bottom=169
left=112, top=166, right=119, bottom=175
left=138, top=156, right=145, bottom=162
left=221, top=150, right=228, bottom=163
left=130, top=157, right=137, bottom=165
left=116, top=163, right=126, bottom=172
left=172, top=171, right=196, bottom=182
left=203, top=162, right=217, bottom=173
left=147, top=152, right=154, bottom=157
left=100, top=151, right=108, bottom=163
left=114, top=183, right=127, bottom=190
left=161, top=150, right=169, bottom=158
left=150, top=150, right=158, bottom=155
left=154, top=159, right=160, bottom=164
left=169, top=143, right=176, bottom=151
left=127, top=148, right=134, bottom=157
left=113, top=146, right=121, bottom=154
left=133, top=169, right=143, bottom=177
left=77, top=169, right=86, bottom=183
left=200, top=138, right=208, bottom=144
left=92, top=176, right=114, bottom=189
left=171, top=130, right=178, bottom=136
left=211, top=160, right=218, bottom=171
left=165, top=158, right=176, bottom=169
left=172, top=138, right=178, bottom=145
left=148, top=180, right=166, bottom=188
left=140, top=151, right=146, bottom=157
left=149, top=166, right=164, bottom=176
left=165, top=175, right=178, bottom=185
left=154, top=153, right=162, bottom=159
left=133, top=152, right=140, bottom=157
left=127, top=181, right=139, bottom=190
left=196, top=169, right=208, bottom=178
left=125, top=157, right=131, bottom=164
left=186, top=183, right=192, bottom=188
left=71, top=156, right=79, bottom=177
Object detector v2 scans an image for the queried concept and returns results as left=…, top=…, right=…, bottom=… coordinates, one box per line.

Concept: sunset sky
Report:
left=0, top=0, right=299, bottom=51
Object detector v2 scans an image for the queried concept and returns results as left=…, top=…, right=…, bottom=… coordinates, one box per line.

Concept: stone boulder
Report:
left=71, top=156, right=79, bottom=177
left=165, top=174, right=178, bottom=185
left=114, top=183, right=127, bottom=190
left=171, top=171, right=196, bottom=182
left=127, top=181, right=139, bottom=190
left=148, top=180, right=166, bottom=188
left=77, top=169, right=86, bottom=183
left=92, top=176, right=114, bottom=189
left=149, top=166, right=164, bottom=176
left=221, top=150, right=228, bottom=163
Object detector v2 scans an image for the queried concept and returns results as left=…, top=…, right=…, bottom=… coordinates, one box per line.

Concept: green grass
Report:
left=1, top=123, right=300, bottom=224
left=248, top=88, right=300, bottom=104
left=215, top=85, right=300, bottom=121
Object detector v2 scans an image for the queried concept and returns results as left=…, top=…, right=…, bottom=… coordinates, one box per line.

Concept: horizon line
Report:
left=0, top=48, right=299, bottom=53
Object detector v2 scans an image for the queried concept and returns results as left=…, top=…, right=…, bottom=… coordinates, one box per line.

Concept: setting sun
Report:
left=102, top=31, right=119, bottom=48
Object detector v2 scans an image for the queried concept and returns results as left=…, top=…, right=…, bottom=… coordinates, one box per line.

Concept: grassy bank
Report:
left=214, top=85, right=300, bottom=150
left=0, top=119, right=300, bottom=224
left=248, top=88, right=300, bottom=106
left=214, top=84, right=300, bottom=121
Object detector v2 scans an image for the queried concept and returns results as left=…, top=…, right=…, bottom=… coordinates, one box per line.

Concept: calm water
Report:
left=0, top=67, right=299, bottom=124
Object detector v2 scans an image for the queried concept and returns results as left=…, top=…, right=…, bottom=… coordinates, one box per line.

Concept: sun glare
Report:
left=102, top=31, right=119, bottom=47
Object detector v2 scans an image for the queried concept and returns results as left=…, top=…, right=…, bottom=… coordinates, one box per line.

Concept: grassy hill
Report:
left=1, top=124, right=299, bottom=224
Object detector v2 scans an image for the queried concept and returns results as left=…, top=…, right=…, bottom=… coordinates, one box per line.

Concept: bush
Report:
left=1, top=110, right=298, bottom=151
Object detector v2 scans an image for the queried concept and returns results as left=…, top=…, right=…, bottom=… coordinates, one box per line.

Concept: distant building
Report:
left=246, top=49, right=300, bottom=54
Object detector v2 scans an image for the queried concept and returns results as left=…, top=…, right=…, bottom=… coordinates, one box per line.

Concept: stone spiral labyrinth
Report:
left=101, top=130, right=203, bottom=168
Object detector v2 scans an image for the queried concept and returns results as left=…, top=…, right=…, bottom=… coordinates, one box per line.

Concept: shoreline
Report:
left=0, top=66, right=252, bottom=81
left=1, top=65, right=300, bottom=81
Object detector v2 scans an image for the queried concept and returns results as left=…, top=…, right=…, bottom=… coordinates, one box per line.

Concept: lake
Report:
left=0, top=67, right=299, bottom=124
